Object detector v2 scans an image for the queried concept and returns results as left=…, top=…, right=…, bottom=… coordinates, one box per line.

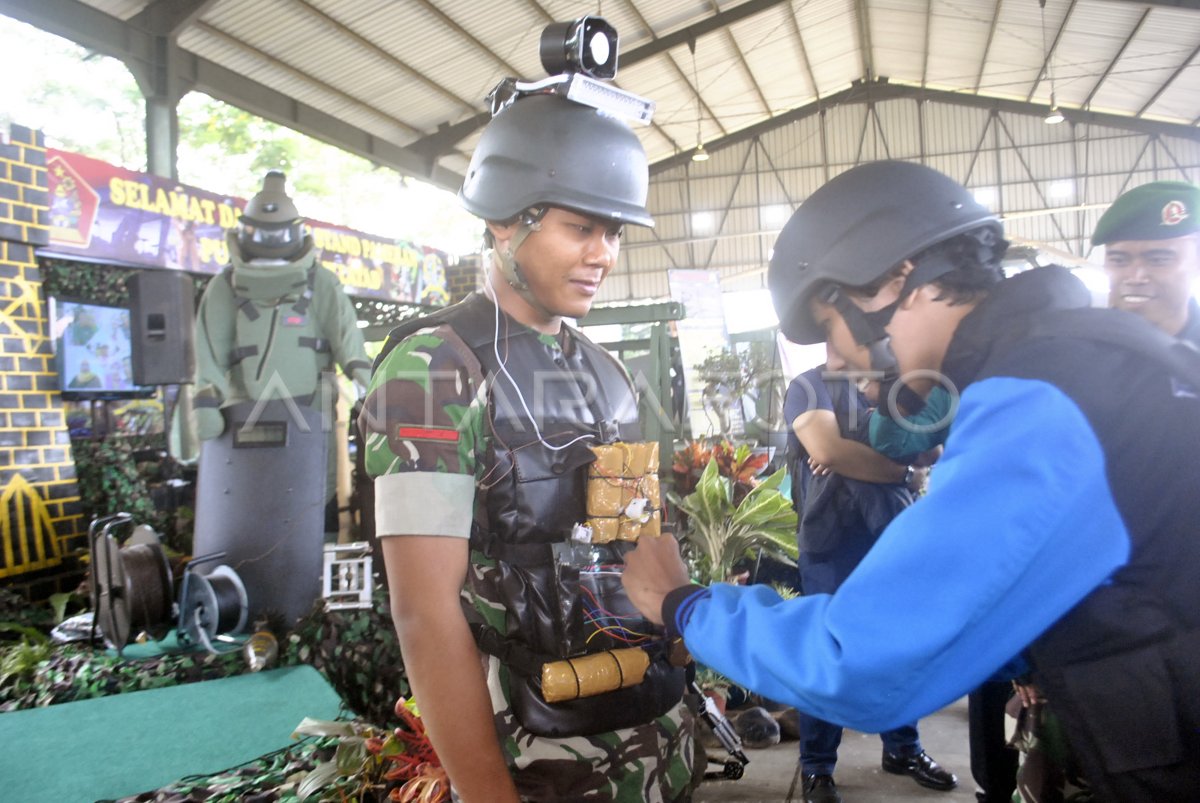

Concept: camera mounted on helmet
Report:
left=461, top=17, right=656, bottom=296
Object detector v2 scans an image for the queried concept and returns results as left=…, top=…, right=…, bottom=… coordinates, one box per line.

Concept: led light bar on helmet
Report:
left=488, top=74, right=655, bottom=125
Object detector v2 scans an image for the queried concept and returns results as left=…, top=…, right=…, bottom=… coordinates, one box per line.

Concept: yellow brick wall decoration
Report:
left=1, top=123, right=85, bottom=582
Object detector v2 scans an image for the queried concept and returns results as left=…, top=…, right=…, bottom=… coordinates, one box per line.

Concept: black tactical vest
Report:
left=971, top=306, right=1200, bottom=800
left=375, top=292, right=684, bottom=737
left=376, top=292, right=641, bottom=546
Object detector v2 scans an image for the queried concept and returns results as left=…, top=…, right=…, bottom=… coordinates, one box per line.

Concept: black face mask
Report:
left=819, top=285, right=927, bottom=419
left=861, top=299, right=901, bottom=332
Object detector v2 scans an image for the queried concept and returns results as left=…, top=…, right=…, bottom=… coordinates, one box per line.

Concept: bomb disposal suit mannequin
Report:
left=359, top=74, right=696, bottom=801
left=193, top=171, right=372, bottom=511
left=622, top=161, right=1200, bottom=802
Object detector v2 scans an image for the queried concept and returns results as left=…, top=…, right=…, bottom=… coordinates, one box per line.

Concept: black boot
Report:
left=881, top=750, right=958, bottom=791
left=802, top=773, right=842, bottom=803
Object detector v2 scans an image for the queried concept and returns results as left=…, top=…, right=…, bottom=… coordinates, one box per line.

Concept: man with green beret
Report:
left=1093, top=180, right=1200, bottom=347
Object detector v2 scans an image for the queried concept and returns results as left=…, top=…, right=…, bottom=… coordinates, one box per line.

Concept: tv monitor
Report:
left=48, top=296, right=155, bottom=401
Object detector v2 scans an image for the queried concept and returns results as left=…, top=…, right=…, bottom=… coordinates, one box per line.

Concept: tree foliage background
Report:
left=0, top=15, right=480, bottom=257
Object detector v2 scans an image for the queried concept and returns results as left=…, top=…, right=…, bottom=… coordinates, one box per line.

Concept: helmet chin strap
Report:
left=491, top=207, right=546, bottom=303
left=817, top=230, right=1007, bottom=418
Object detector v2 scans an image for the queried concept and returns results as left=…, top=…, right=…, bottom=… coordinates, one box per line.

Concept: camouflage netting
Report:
left=281, top=589, right=409, bottom=728
left=110, top=738, right=339, bottom=803
left=1, top=586, right=411, bottom=801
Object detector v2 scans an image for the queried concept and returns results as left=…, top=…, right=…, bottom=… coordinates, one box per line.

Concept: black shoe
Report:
left=881, top=750, right=958, bottom=791
left=802, top=773, right=842, bottom=803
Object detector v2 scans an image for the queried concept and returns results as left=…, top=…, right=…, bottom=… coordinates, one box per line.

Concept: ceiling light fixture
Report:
left=1045, top=94, right=1065, bottom=125
left=688, top=37, right=708, bottom=162
left=1039, top=0, right=1065, bottom=126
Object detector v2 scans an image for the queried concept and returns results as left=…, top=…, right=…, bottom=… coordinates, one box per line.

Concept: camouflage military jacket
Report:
left=361, top=294, right=696, bottom=802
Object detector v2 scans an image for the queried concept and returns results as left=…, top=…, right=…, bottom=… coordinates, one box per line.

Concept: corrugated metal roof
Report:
left=46, top=0, right=1200, bottom=189
left=82, top=0, right=142, bottom=20
left=609, top=91, right=1200, bottom=302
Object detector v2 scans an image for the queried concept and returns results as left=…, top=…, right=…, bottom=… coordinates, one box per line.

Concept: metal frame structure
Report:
left=612, top=85, right=1200, bottom=303
left=3, top=0, right=1197, bottom=185
left=578, top=301, right=687, bottom=465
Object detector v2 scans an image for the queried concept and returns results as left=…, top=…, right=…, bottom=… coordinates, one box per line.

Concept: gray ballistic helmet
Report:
left=459, top=93, right=653, bottom=228
left=238, top=170, right=308, bottom=260
left=769, top=160, right=1002, bottom=344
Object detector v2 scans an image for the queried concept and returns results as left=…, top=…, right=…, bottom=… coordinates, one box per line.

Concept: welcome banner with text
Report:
left=43, top=149, right=451, bottom=306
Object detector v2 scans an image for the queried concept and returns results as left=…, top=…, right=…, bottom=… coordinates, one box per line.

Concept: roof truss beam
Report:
left=1083, top=6, right=1150, bottom=109
left=619, top=0, right=793, bottom=64
left=650, top=78, right=1200, bottom=174
left=708, top=0, right=771, bottom=115
left=130, top=0, right=217, bottom=39
left=293, top=0, right=477, bottom=113
left=1027, top=0, right=1076, bottom=102
left=974, top=0, right=1002, bottom=93
left=921, top=0, right=933, bottom=88
left=856, top=0, right=875, bottom=82
left=621, top=1, right=725, bottom=146
left=786, top=2, right=821, bottom=100
left=1137, top=40, right=1200, bottom=116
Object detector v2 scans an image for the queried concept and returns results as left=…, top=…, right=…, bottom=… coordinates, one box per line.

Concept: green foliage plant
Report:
left=693, top=344, right=781, bottom=414
left=670, top=458, right=797, bottom=586
left=0, top=624, right=52, bottom=690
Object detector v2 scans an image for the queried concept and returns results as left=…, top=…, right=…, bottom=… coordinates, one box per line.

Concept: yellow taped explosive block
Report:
left=584, top=442, right=662, bottom=542
left=540, top=648, right=651, bottom=703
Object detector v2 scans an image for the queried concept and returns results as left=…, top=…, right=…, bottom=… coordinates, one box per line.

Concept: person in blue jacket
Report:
left=622, top=160, right=1200, bottom=803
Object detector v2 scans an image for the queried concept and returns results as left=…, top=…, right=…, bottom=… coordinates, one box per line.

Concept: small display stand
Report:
left=321, top=541, right=373, bottom=610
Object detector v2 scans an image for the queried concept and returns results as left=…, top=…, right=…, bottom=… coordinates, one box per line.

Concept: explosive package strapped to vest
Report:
left=540, top=646, right=651, bottom=703
left=579, top=441, right=661, bottom=544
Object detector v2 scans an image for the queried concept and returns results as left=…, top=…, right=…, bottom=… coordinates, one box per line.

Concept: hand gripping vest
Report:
left=376, top=293, right=684, bottom=737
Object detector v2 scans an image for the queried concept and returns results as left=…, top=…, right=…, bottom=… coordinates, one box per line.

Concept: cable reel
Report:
left=177, top=555, right=248, bottom=654
left=87, top=513, right=249, bottom=656
left=89, top=513, right=174, bottom=652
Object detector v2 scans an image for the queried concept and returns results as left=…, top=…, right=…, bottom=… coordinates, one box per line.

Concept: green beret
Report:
left=1092, top=180, right=1200, bottom=246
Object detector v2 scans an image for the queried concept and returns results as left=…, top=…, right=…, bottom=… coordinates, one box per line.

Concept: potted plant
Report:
left=668, top=451, right=797, bottom=733
left=669, top=451, right=797, bottom=587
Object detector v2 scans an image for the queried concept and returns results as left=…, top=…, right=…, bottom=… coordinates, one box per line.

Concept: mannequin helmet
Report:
left=238, top=170, right=308, bottom=260
left=768, top=161, right=1002, bottom=344
left=459, top=93, right=653, bottom=228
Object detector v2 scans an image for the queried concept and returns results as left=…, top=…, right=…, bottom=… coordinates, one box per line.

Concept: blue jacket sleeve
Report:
left=675, top=376, right=1131, bottom=731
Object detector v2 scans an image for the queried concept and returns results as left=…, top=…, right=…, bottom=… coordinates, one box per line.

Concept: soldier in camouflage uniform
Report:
left=359, top=81, right=696, bottom=801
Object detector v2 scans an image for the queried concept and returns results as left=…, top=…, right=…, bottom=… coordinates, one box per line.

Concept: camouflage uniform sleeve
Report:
left=358, top=324, right=485, bottom=538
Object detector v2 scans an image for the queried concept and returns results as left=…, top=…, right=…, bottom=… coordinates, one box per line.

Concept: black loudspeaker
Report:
left=128, top=270, right=196, bottom=386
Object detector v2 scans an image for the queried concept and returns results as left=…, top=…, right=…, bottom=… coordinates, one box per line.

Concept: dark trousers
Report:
left=799, top=713, right=920, bottom=776
left=968, top=681, right=1018, bottom=802
left=797, top=534, right=919, bottom=776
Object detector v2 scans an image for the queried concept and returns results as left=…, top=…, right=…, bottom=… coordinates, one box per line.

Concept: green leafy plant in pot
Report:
left=669, top=455, right=798, bottom=587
